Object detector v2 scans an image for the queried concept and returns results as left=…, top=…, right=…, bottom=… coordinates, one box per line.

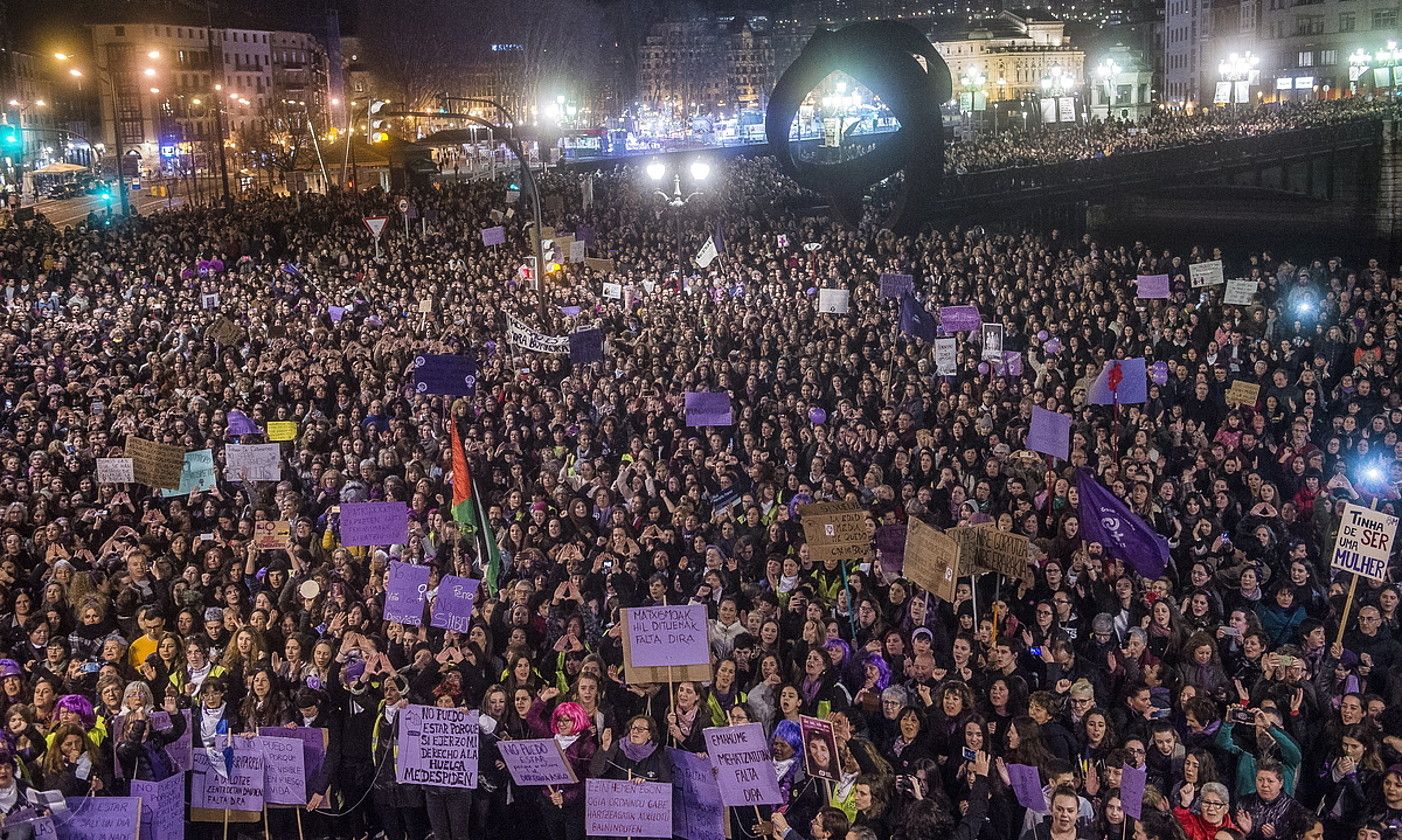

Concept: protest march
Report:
left=0, top=98, right=1399, bottom=840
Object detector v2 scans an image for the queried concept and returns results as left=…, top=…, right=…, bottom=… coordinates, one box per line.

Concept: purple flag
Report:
left=226, top=410, right=257, bottom=437
left=481, top=226, right=506, bottom=247
left=684, top=391, right=733, bottom=427
left=1076, top=468, right=1170, bottom=578
left=938, top=305, right=981, bottom=333
left=1027, top=407, right=1071, bottom=461
left=430, top=575, right=480, bottom=632
left=328, top=305, right=346, bottom=323
left=569, top=328, right=604, bottom=364
left=1007, top=763, right=1046, bottom=813
left=383, top=561, right=430, bottom=626
left=900, top=293, right=936, bottom=342
left=1088, top=357, right=1147, bottom=405
left=879, top=273, right=914, bottom=299
left=413, top=354, right=478, bottom=397
left=1151, top=360, right=1168, bottom=384
left=1044, top=336, right=1062, bottom=355
left=1136, top=274, right=1170, bottom=299
left=1121, top=763, right=1147, bottom=820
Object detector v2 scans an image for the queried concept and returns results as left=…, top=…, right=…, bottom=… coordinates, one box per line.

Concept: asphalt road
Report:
left=30, top=190, right=187, bottom=227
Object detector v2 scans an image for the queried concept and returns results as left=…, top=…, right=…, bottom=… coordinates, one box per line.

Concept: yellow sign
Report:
left=253, top=520, right=291, bottom=551
left=266, top=421, right=298, bottom=442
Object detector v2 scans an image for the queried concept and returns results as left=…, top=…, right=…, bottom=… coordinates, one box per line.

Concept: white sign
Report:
left=96, top=457, right=135, bottom=484
left=602, top=282, right=623, bottom=300
left=506, top=315, right=570, bottom=355
left=224, top=443, right=282, bottom=482
left=1331, top=503, right=1399, bottom=582
left=981, top=323, right=1005, bottom=360
left=363, top=217, right=389, bottom=240
left=201, top=293, right=220, bottom=309
left=569, top=240, right=586, bottom=263
left=935, top=337, right=957, bottom=376
left=398, top=198, right=410, bottom=214
left=1224, top=278, right=1256, bottom=306
left=1189, top=260, right=1225, bottom=287
left=817, top=288, right=849, bottom=314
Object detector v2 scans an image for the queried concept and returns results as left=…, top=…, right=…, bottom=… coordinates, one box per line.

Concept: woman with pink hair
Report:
left=526, top=689, right=596, bottom=840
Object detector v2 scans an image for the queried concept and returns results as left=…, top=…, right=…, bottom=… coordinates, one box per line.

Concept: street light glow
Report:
left=144, top=67, right=156, bottom=77
left=690, top=160, right=711, bottom=181
left=147, top=50, right=161, bottom=59
left=646, top=160, right=666, bottom=181
left=68, top=68, right=83, bottom=77
left=53, top=52, right=68, bottom=61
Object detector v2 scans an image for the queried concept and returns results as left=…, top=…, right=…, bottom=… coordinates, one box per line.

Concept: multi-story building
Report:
left=270, top=31, right=330, bottom=130
left=0, top=49, right=62, bottom=193
left=1164, top=0, right=1213, bottom=106
left=637, top=12, right=793, bottom=120
left=1256, top=0, right=1400, bottom=99
left=931, top=13, right=1087, bottom=105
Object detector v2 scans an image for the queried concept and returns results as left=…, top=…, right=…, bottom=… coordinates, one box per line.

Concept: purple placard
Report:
left=260, top=733, right=307, bottom=805
left=1002, top=351, right=1023, bottom=376
left=496, top=738, right=576, bottom=786
left=1136, top=274, right=1170, bottom=299
left=481, top=226, right=506, bottom=246
left=1008, top=763, right=1046, bottom=813
left=1044, top=336, right=1062, bottom=355
left=1120, top=763, right=1147, bottom=820
left=1027, top=407, right=1072, bottom=462
left=684, top=391, right=733, bottom=427
left=703, top=724, right=784, bottom=806
left=569, top=328, right=604, bottom=364
left=938, top=305, right=981, bottom=332
left=226, top=410, right=258, bottom=437
left=396, top=705, right=479, bottom=788
left=669, top=748, right=725, bottom=840
left=192, top=738, right=264, bottom=812
left=383, top=561, right=431, bottom=626
left=430, top=575, right=480, bottom=633
left=257, top=727, right=326, bottom=791
left=585, top=779, right=672, bottom=839
left=51, top=796, right=141, bottom=840
left=874, top=524, right=906, bottom=578
left=878, top=273, right=914, bottom=299
left=132, top=773, right=184, bottom=840
left=328, top=305, right=346, bottom=323
left=1151, top=360, right=1168, bottom=384
left=339, top=501, right=409, bottom=546
left=626, top=604, right=710, bottom=668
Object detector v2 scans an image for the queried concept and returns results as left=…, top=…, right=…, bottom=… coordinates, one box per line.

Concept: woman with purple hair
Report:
left=853, top=652, right=892, bottom=715
left=535, top=698, right=596, bottom=840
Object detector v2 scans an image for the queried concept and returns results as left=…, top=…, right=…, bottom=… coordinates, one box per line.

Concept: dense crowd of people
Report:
left=0, top=98, right=1396, bottom=840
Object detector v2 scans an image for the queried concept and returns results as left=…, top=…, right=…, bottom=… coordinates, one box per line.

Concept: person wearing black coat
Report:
left=113, top=693, right=187, bottom=789
left=589, top=714, right=672, bottom=783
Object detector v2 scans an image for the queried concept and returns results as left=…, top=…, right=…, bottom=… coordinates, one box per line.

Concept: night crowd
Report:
left=0, top=98, right=1397, bottom=840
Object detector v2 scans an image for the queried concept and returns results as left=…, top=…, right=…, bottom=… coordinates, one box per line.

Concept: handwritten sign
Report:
left=799, top=501, right=870, bottom=563
left=429, top=575, right=480, bottom=632
left=52, top=796, right=141, bottom=840
left=1224, top=278, right=1256, bottom=305
left=383, top=561, right=430, bottom=625
left=160, top=449, right=216, bottom=498
left=953, top=524, right=1032, bottom=584
left=703, top=724, right=783, bottom=806
left=879, top=272, right=914, bottom=299
left=585, top=779, right=672, bottom=839
left=1189, top=260, right=1225, bottom=287
left=339, top=501, right=409, bottom=546
left=1225, top=379, right=1261, bottom=407
left=253, top=520, right=291, bottom=551
left=224, top=443, right=281, bottom=482
left=260, top=734, right=307, bottom=805
left=496, top=738, right=577, bottom=786
left=1331, top=502, right=1399, bottom=582
left=669, top=748, right=725, bottom=840
left=396, top=705, right=479, bottom=788
left=623, top=604, right=711, bottom=668
left=266, top=421, right=298, bottom=442
left=585, top=257, right=616, bottom=273
left=208, top=316, right=241, bottom=346
left=124, top=437, right=185, bottom=488
left=96, top=458, right=135, bottom=484
left=903, top=517, right=959, bottom=602
left=938, top=305, right=981, bottom=332
left=817, top=288, right=850, bottom=314
left=131, top=774, right=182, bottom=840
left=193, top=740, right=264, bottom=812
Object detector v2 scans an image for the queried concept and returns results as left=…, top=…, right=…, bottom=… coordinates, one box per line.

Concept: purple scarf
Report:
left=620, top=738, right=657, bottom=764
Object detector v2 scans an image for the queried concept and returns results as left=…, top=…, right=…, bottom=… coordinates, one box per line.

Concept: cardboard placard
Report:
left=124, top=437, right=185, bottom=489
left=798, top=501, right=870, bottom=563
left=1331, top=502, right=1399, bottom=581
left=621, top=612, right=712, bottom=686
left=1189, top=260, right=1225, bottom=287
left=208, top=316, right=242, bottom=346
left=953, top=524, right=1032, bottom=583
left=1225, top=380, right=1261, bottom=407
left=253, top=520, right=291, bottom=551
left=903, top=517, right=960, bottom=602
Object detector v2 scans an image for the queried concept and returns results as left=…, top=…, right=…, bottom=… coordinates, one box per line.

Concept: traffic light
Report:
left=368, top=100, right=388, bottom=142
left=0, top=127, right=19, bottom=154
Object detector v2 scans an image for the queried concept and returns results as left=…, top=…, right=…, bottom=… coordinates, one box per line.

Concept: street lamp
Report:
left=1095, top=58, right=1122, bottom=118
left=1218, top=51, right=1259, bottom=110
left=648, top=158, right=713, bottom=268
left=1376, top=41, right=1401, bottom=95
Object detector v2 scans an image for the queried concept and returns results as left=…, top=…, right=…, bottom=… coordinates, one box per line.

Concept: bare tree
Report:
left=358, top=0, right=469, bottom=113
left=234, top=102, right=311, bottom=187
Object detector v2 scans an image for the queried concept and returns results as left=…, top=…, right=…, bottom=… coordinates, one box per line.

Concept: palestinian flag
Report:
left=449, top=419, right=476, bottom=530
left=476, top=473, right=503, bottom=596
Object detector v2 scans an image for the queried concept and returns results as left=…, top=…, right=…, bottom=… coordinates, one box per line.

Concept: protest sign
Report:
left=817, top=288, right=850, bottom=314
left=257, top=727, right=327, bottom=793
left=132, top=774, right=183, bottom=840
left=266, top=421, right=298, bottom=442
left=938, top=305, right=981, bottom=332
left=569, top=328, right=604, bottom=364
left=703, top=724, right=783, bottom=806
left=51, top=796, right=141, bottom=840
left=413, top=355, right=478, bottom=396
left=1331, top=503, right=1399, bottom=582
left=952, top=524, right=1032, bottom=583
left=798, top=501, right=869, bottom=563
left=208, top=316, right=241, bottom=346
left=1002, top=351, right=1024, bottom=376
left=623, top=604, right=711, bottom=668
left=1136, top=274, right=1170, bottom=299
left=585, top=257, right=616, bottom=273
left=874, top=524, right=907, bottom=578
left=980, top=323, right=1005, bottom=360
left=224, top=443, right=280, bottom=482
left=1088, top=358, right=1148, bottom=405
left=96, top=458, right=134, bottom=484
left=160, top=449, right=216, bottom=498
left=1027, top=406, right=1072, bottom=461
left=153, top=710, right=192, bottom=772
left=124, top=437, right=185, bottom=488
left=1224, top=278, right=1256, bottom=305
left=192, top=738, right=264, bottom=813
left=339, top=501, right=409, bottom=546
left=585, top=779, right=672, bottom=839
left=1225, top=380, right=1261, bottom=407
left=1151, top=360, right=1169, bottom=384
left=201, top=293, right=219, bottom=309
left=903, top=517, right=959, bottom=602
left=569, top=239, right=586, bottom=262
left=260, top=733, right=307, bottom=805
left=418, top=299, right=433, bottom=314
left=327, top=306, right=346, bottom=323
left=602, top=282, right=623, bottom=299
left=383, top=561, right=430, bottom=625
left=496, top=738, right=577, bottom=786
left=1189, top=260, right=1225, bottom=287
left=1121, top=763, right=1147, bottom=820
left=480, top=226, right=506, bottom=246
left=396, top=705, right=479, bottom=789
left=668, top=749, right=725, bottom=840
left=253, top=520, right=291, bottom=551
left=430, top=575, right=480, bottom=632
left=800, top=715, right=839, bottom=781
left=934, top=337, right=957, bottom=375
left=506, top=315, right=571, bottom=355
left=1008, top=763, right=1046, bottom=813
left=879, top=272, right=914, bottom=299
left=684, top=391, right=733, bottom=427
